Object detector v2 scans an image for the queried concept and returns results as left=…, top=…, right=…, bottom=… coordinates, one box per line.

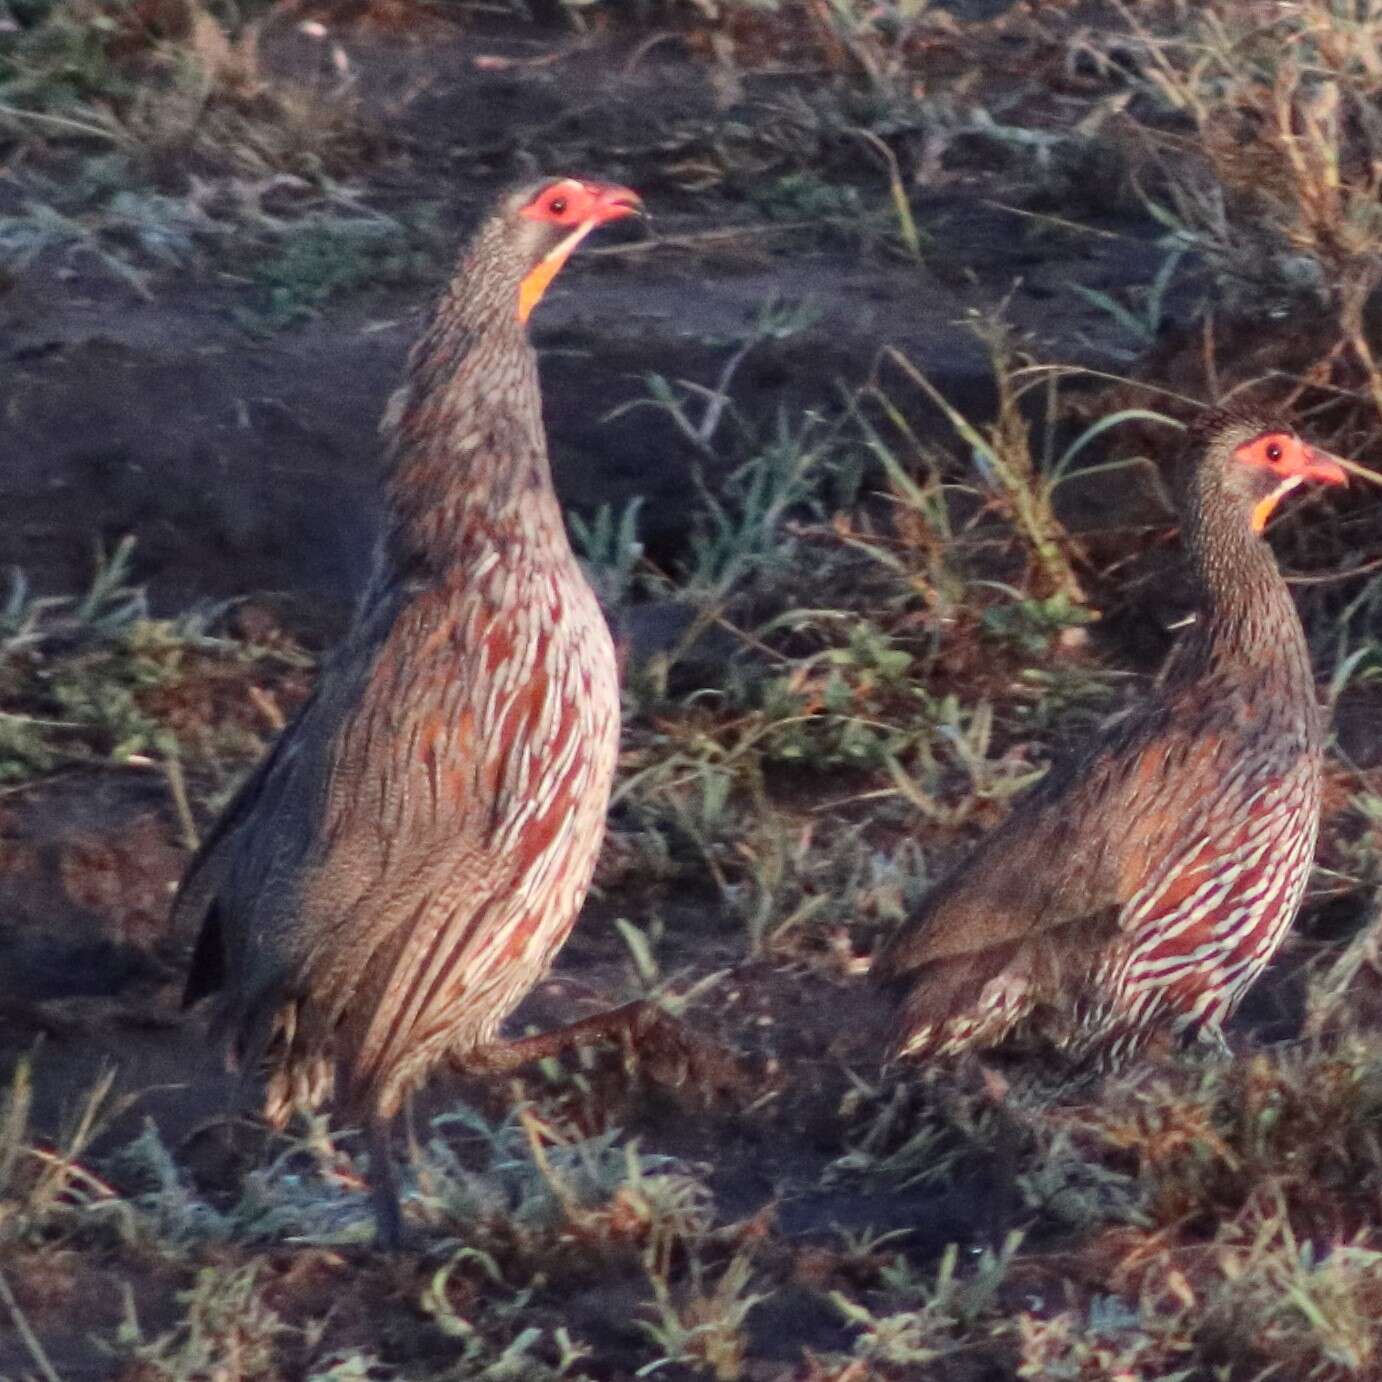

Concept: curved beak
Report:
left=587, top=184, right=644, bottom=226
left=1301, top=445, right=1350, bottom=487
left=518, top=184, right=644, bottom=324
left=1250, top=443, right=1351, bottom=534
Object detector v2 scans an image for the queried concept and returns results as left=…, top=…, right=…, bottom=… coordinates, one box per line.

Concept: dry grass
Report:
left=0, top=0, right=370, bottom=174
left=1069, top=0, right=1382, bottom=445
left=0, top=0, right=399, bottom=297
left=0, top=542, right=314, bottom=815
left=0, top=0, right=1380, bottom=1376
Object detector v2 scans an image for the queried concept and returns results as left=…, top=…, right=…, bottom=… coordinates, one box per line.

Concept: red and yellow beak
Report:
left=1297, top=445, right=1350, bottom=488
left=579, top=184, right=645, bottom=226
left=1250, top=445, right=1350, bottom=534
left=517, top=182, right=643, bottom=324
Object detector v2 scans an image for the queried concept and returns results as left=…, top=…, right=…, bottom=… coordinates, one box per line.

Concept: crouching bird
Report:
left=177, top=177, right=663, bottom=1247
left=873, top=409, right=1349, bottom=1072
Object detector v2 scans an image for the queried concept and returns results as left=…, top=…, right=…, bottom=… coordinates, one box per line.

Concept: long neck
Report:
left=1178, top=477, right=1315, bottom=701
left=378, top=253, right=569, bottom=578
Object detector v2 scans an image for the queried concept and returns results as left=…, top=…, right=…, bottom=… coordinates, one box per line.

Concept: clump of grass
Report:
left=113, top=1261, right=296, bottom=1379
left=0, top=0, right=369, bottom=177
left=571, top=496, right=647, bottom=613
left=661, top=0, right=992, bottom=106
left=1086, top=1042, right=1382, bottom=1235
left=0, top=541, right=312, bottom=856
left=827, top=1072, right=968, bottom=1191
left=999, top=1038, right=1382, bottom=1372
left=828, top=1231, right=1025, bottom=1369
left=864, top=314, right=1177, bottom=608
left=0, top=1058, right=138, bottom=1247
left=418, top=1104, right=712, bottom=1250
left=600, top=298, right=1147, bottom=975
left=1104, top=1, right=1382, bottom=286
left=232, top=210, right=436, bottom=334
left=612, top=663, right=1058, bottom=963
left=0, top=0, right=398, bottom=294
left=641, top=1240, right=765, bottom=1381
left=0, top=538, right=159, bottom=779
left=821, top=1036, right=1382, bottom=1375
left=1012, top=1295, right=1188, bottom=1379
left=1078, top=0, right=1382, bottom=425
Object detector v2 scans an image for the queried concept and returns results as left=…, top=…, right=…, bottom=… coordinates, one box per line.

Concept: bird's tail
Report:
left=885, top=942, right=1036, bottom=1063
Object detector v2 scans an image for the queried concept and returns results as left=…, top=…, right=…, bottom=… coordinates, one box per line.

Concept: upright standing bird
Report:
left=873, top=409, right=1348, bottom=1069
left=177, top=176, right=643, bottom=1246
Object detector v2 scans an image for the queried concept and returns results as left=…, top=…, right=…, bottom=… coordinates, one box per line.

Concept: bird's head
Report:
left=1191, top=408, right=1349, bottom=535
left=481, top=176, right=643, bottom=325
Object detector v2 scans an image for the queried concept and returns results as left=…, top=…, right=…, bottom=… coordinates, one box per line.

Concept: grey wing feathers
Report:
left=175, top=687, right=320, bottom=1006
left=872, top=703, right=1173, bottom=985
left=174, top=587, right=403, bottom=1008
left=873, top=760, right=1086, bottom=973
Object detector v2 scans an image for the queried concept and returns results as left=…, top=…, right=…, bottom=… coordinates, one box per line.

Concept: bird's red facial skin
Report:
left=1233, top=431, right=1349, bottom=487
left=516, top=179, right=643, bottom=323
left=519, top=179, right=643, bottom=229
left=1235, top=431, right=1349, bottom=534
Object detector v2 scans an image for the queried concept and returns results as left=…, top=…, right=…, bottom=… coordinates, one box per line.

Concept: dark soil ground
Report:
left=1, top=2, right=1380, bottom=1378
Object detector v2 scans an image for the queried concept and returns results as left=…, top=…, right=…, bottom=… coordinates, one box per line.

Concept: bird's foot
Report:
left=620, top=1001, right=744, bottom=1098
left=371, top=1206, right=412, bottom=1253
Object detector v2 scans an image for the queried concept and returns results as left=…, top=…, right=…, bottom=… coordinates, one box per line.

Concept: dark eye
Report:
left=1266, top=442, right=1283, bottom=462
left=549, top=197, right=567, bottom=215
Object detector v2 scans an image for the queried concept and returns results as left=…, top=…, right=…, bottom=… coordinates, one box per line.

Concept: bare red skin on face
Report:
left=1233, top=431, right=1349, bottom=486
left=519, top=179, right=643, bottom=229
left=515, top=179, right=643, bottom=323
left=1234, top=431, right=1349, bottom=533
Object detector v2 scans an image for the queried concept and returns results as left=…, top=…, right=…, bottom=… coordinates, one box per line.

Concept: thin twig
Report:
left=981, top=201, right=1132, bottom=242
left=1287, top=554, right=1382, bottom=585
left=585, top=222, right=821, bottom=258
left=852, top=127, right=922, bottom=260
left=1324, top=454, right=1382, bottom=488
left=0, top=101, right=123, bottom=144
left=162, top=754, right=200, bottom=852
left=697, top=335, right=759, bottom=448
left=1007, top=363, right=1204, bottom=410
left=0, top=1270, right=63, bottom=1382
left=517, top=1103, right=581, bottom=1222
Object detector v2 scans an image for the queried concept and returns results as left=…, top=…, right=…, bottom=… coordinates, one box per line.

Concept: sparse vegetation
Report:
left=0, top=540, right=312, bottom=796
left=0, top=0, right=1380, bottom=1376
left=0, top=0, right=404, bottom=301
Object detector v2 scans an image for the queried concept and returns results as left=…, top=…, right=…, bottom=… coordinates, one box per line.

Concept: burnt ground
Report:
left=0, top=3, right=1381, bottom=1379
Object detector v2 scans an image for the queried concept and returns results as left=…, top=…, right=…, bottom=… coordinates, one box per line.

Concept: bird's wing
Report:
left=270, top=582, right=614, bottom=1110
left=175, top=567, right=616, bottom=1115
left=174, top=686, right=322, bottom=1004
left=872, top=701, right=1227, bottom=982
left=173, top=585, right=406, bottom=1007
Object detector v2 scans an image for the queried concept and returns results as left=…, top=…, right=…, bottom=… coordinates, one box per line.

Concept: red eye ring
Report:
left=549, top=196, right=567, bottom=215
left=1266, top=442, right=1282, bottom=463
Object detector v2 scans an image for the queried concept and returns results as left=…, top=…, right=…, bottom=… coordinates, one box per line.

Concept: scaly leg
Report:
left=365, top=1112, right=408, bottom=1250
left=454, top=1000, right=741, bottom=1092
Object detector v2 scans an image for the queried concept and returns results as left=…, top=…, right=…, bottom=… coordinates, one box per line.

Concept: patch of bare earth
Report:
left=0, top=1, right=1380, bottom=1377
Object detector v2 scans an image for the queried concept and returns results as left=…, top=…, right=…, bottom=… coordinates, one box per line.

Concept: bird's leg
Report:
left=1197, top=1022, right=1234, bottom=1061
left=365, top=1113, right=408, bottom=1251
left=302, top=1107, right=343, bottom=1182
left=456, top=1000, right=741, bottom=1093
left=976, top=1063, right=1024, bottom=1252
